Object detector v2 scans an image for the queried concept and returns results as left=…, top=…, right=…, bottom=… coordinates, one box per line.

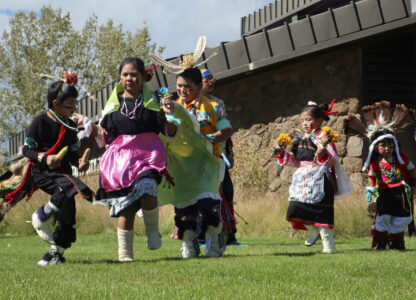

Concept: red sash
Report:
left=5, top=125, right=67, bottom=204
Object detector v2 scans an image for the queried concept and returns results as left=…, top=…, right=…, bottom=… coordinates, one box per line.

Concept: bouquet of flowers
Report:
left=320, top=126, right=340, bottom=147
left=276, top=133, right=293, bottom=147
left=313, top=127, right=340, bottom=160
left=156, top=87, right=173, bottom=108
left=273, top=133, right=292, bottom=156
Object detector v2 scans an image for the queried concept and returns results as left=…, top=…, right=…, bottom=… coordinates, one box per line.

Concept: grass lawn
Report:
left=1, top=234, right=415, bottom=299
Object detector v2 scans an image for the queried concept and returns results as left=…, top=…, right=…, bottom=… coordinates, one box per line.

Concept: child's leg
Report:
left=174, top=205, right=200, bottom=259
left=117, top=206, right=136, bottom=262
left=117, top=228, right=134, bottom=262
left=37, top=244, right=66, bottom=266
left=304, top=225, right=320, bottom=246
left=389, top=216, right=412, bottom=250
left=181, top=230, right=200, bottom=259
left=373, top=214, right=391, bottom=250
left=32, top=186, right=66, bottom=243
left=141, top=195, right=161, bottom=250
left=319, top=227, right=336, bottom=253
left=37, top=197, right=76, bottom=266
left=199, top=199, right=225, bottom=257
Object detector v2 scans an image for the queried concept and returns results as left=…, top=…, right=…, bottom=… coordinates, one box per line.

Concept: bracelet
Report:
left=37, top=153, right=46, bottom=163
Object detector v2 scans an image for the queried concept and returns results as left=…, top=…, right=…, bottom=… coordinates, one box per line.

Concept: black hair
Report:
left=370, top=129, right=397, bottom=161
left=47, top=81, right=78, bottom=109
left=176, top=67, right=202, bottom=85
left=118, top=57, right=152, bottom=82
left=301, top=102, right=330, bottom=121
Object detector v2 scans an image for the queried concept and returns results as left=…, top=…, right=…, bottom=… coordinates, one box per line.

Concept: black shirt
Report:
left=22, top=112, right=79, bottom=173
left=100, top=95, right=166, bottom=140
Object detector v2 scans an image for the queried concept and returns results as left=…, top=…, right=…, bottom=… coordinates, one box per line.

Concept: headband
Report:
left=362, top=133, right=404, bottom=171
left=34, top=70, right=97, bottom=102
left=201, top=70, right=213, bottom=78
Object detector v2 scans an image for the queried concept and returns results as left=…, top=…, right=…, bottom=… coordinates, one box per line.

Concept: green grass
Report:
left=1, top=235, right=416, bottom=299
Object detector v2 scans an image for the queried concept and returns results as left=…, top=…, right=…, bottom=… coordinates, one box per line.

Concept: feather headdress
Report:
left=34, top=70, right=98, bottom=102
left=344, top=101, right=416, bottom=171
left=149, top=36, right=217, bottom=74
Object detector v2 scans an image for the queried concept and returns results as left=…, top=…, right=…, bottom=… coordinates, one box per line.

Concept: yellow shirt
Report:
left=177, top=95, right=231, bottom=157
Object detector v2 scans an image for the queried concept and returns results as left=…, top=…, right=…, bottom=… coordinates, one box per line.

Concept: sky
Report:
left=0, top=0, right=273, bottom=59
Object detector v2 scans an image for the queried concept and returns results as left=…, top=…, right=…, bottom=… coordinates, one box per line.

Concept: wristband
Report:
left=37, top=153, right=46, bottom=163
left=205, top=133, right=216, bottom=144
left=40, top=153, right=49, bottom=168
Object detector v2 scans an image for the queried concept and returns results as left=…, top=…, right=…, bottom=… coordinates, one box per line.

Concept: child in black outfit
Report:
left=21, top=78, right=93, bottom=265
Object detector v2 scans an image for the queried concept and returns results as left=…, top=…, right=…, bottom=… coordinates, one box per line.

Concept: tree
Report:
left=0, top=6, right=164, bottom=149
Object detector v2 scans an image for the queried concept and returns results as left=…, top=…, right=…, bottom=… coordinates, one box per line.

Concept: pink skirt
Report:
left=99, top=133, right=166, bottom=192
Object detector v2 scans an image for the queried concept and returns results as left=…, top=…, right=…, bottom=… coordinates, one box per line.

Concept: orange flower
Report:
left=276, top=133, right=292, bottom=147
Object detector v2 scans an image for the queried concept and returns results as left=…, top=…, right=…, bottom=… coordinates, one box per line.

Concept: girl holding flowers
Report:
left=274, top=100, right=352, bottom=253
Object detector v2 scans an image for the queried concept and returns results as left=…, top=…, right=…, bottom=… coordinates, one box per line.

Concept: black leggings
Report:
left=174, top=198, right=221, bottom=240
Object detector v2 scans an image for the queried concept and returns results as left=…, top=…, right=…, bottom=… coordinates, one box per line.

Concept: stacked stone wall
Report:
left=230, top=98, right=369, bottom=198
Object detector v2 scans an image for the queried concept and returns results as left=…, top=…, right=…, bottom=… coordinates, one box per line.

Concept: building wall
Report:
left=214, top=46, right=362, bottom=130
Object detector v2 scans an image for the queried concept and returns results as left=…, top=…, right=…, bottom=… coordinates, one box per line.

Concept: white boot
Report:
left=31, top=206, right=56, bottom=244
left=142, top=207, right=162, bottom=250
left=205, top=224, right=226, bottom=257
left=320, top=227, right=336, bottom=254
left=304, top=225, right=320, bottom=247
left=181, top=230, right=199, bottom=259
left=117, top=228, right=134, bottom=262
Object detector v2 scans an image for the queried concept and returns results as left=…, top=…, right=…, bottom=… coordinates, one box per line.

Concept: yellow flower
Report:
left=322, top=126, right=332, bottom=136
left=320, top=126, right=340, bottom=146
left=276, top=133, right=292, bottom=147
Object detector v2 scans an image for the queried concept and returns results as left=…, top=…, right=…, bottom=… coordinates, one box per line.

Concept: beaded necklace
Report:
left=47, top=109, right=78, bottom=131
left=120, top=93, right=143, bottom=119
left=378, top=156, right=402, bottom=183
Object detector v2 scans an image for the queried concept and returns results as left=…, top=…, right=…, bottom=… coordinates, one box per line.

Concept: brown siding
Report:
left=214, top=47, right=362, bottom=130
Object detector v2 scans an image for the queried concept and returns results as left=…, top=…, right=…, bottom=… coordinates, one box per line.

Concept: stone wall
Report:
left=230, top=98, right=368, bottom=199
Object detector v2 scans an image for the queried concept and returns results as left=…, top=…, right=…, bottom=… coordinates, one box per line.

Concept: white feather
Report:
left=192, top=36, right=206, bottom=61
left=149, top=53, right=182, bottom=71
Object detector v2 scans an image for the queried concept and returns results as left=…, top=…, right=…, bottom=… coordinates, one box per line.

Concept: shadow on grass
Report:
left=70, top=256, right=184, bottom=265
left=272, top=252, right=317, bottom=257
left=348, top=247, right=416, bottom=253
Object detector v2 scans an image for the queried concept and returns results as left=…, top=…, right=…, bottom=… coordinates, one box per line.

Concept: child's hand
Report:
left=316, top=146, right=328, bottom=158
left=46, top=154, right=60, bottom=169
left=162, top=97, right=174, bottom=115
left=72, top=113, right=85, bottom=127
left=78, top=159, right=89, bottom=172
left=272, top=145, right=284, bottom=156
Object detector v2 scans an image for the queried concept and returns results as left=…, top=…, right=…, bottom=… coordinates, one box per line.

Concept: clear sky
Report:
left=0, top=0, right=273, bottom=58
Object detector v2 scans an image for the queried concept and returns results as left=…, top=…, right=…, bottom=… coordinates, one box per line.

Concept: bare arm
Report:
left=212, top=127, right=232, bottom=143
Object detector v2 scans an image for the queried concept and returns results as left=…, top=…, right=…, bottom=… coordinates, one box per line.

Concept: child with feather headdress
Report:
left=359, top=102, right=416, bottom=250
